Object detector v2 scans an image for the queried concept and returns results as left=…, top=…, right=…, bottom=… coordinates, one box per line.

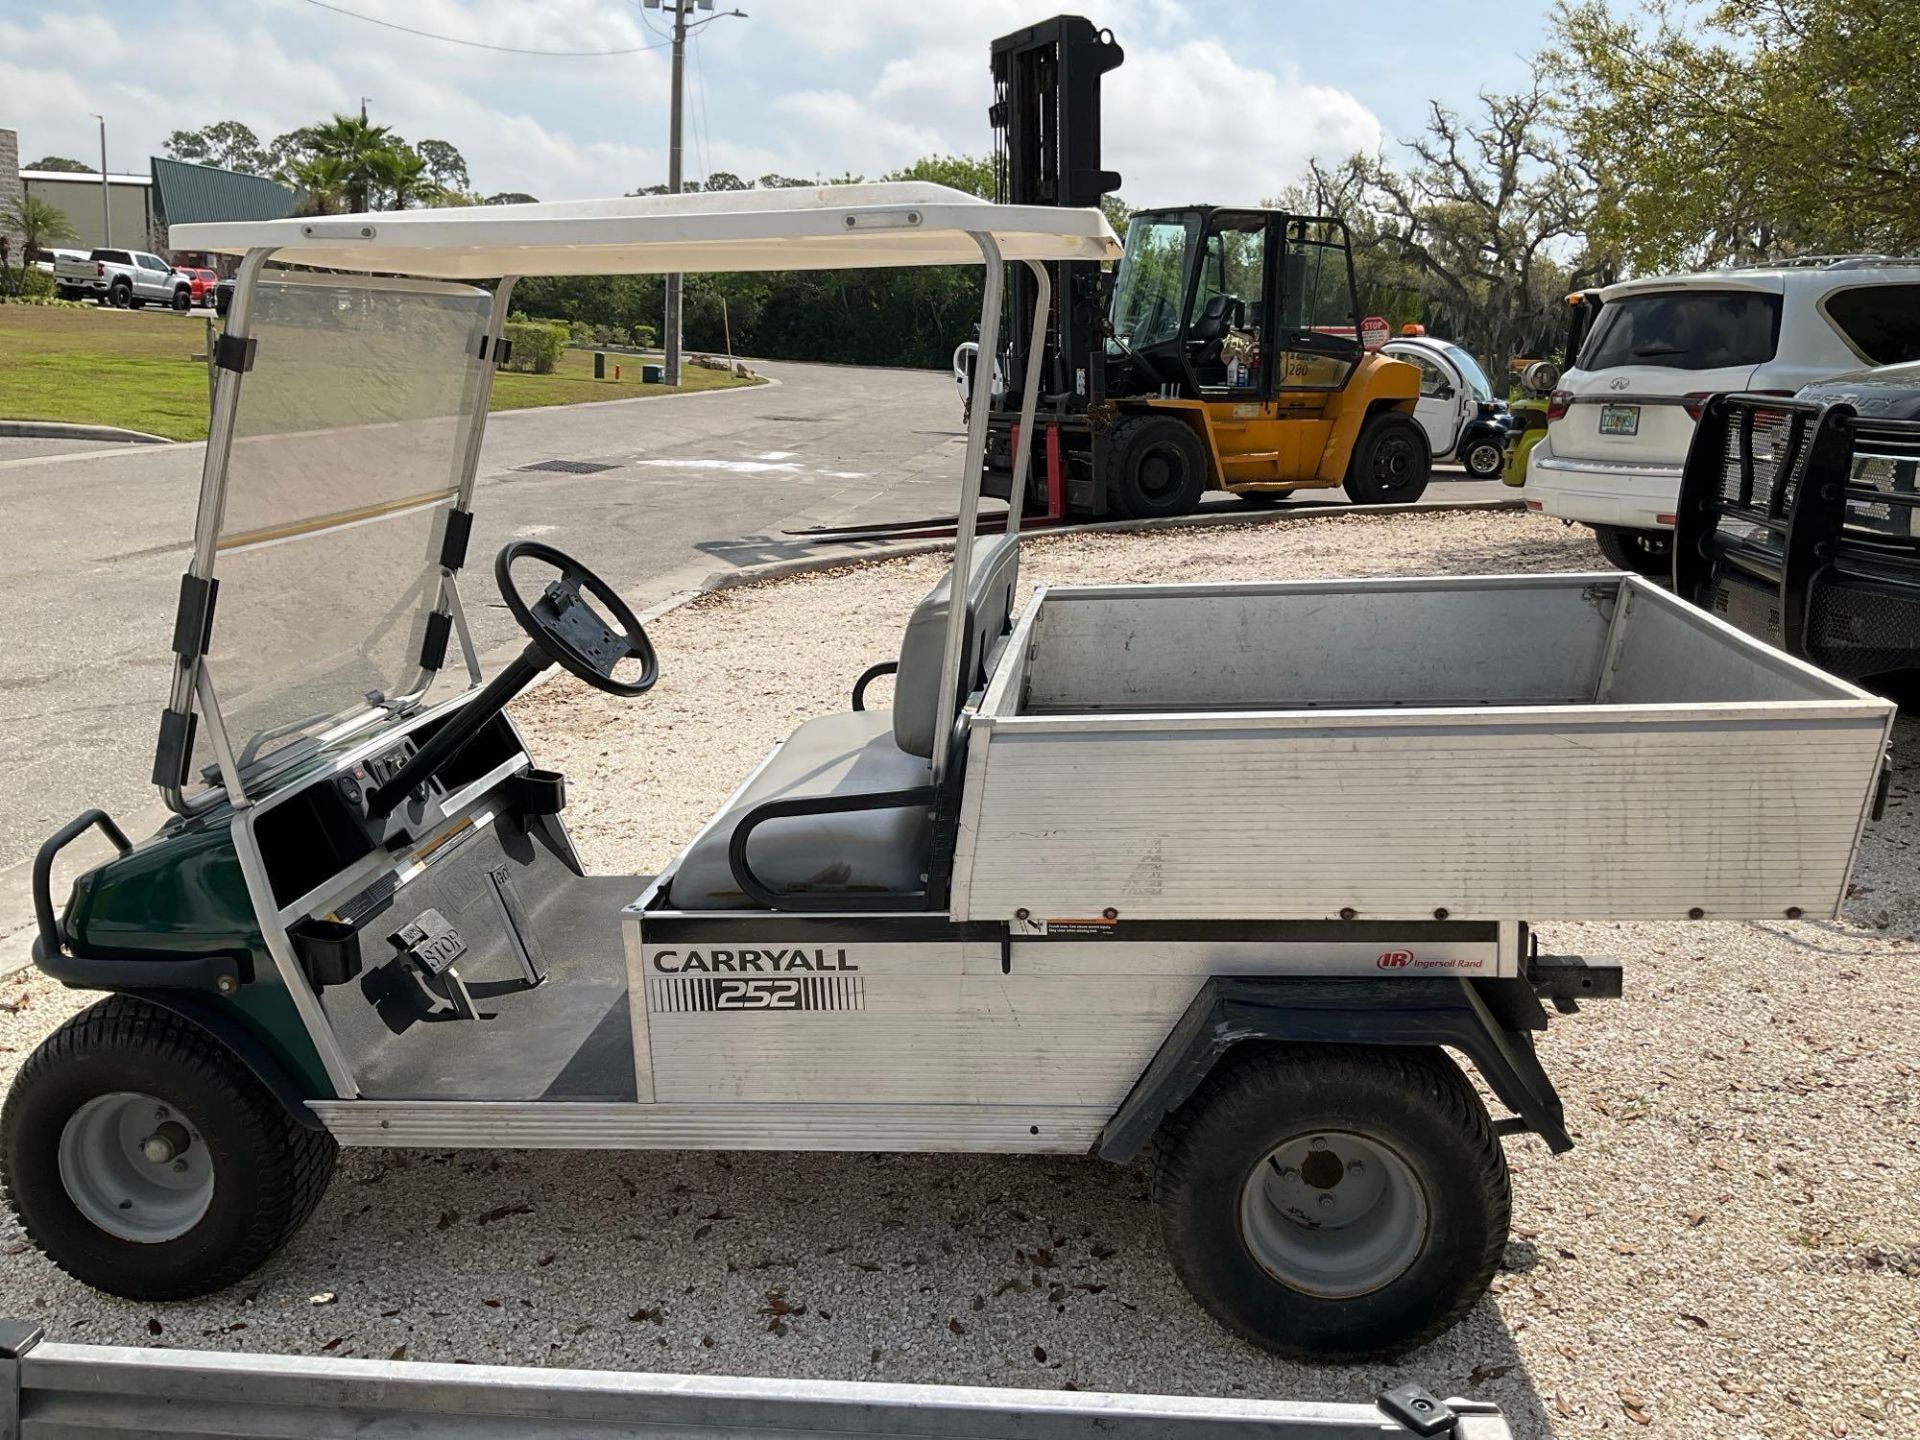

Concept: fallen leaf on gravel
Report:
left=1721, top=1379, right=1761, bottom=1396
left=310, top=1292, right=336, bottom=1306
left=948, top=1318, right=967, bottom=1335
left=702, top=1335, right=716, bottom=1349
left=995, top=1279, right=1025, bottom=1297
left=1686, top=1209, right=1709, bottom=1226
left=475, top=1204, right=532, bottom=1226
left=1610, top=1243, right=1638, bottom=1255
left=2, top=1242, right=28, bottom=1256
left=0, top=992, right=31, bottom=1013
left=693, top=1225, right=712, bottom=1240
left=481, top=1299, right=502, bottom=1309
left=389, top=1346, right=407, bottom=1361
left=1555, top=1394, right=1575, bottom=1418
left=436, top=1210, right=459, bottom=1230
left=1470, top=1363, right=1513, bottom=1384
left=1513, top=1226, right=1539, bottom=1239
left=537, top=1253, right=555, bottom=1267
left=1831, top=1421, right=1849, bottom=1436
left=850, top=1260, right=881, bottom=1272
left=970, top=1295, right=985, bottom=1311
left=702, top=1208, right=734, bottom=1221
left=1623, top=1403, right=1652, bottom=1426
left=146, top=1318, right=163, bottom=1336
left=320, top=1337, right=343, bottom=1353
left=1031, top=1247, right=1056, bottom=1268
left=761, top=1292, right=794, bottom=1317
left=1679, top=1313, right=1709, bottom=1328
left=1089, top=1243, right=1117, bottom=1259
left=1033, top=1345, right=1048, bottom=1363
left=629, top=1306, right=662, bottom=1324
left=766, top=1318, right=788, bottom=1336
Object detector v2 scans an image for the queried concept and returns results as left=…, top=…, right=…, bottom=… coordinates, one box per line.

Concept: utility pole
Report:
left=663, top=0, right=688, bottom=387
left=360, top=97, right=372, bottom=124
left=647, top=0, right=738, bottom=386
left=90, top=114, right=109, bottom=246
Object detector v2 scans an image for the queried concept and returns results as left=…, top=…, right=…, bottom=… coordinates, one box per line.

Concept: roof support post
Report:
left=931, top=234, right=1005, bottom=788
left=161, top=245, right=274, bottom=815
left=1003, top=259, right=1052, bottom=539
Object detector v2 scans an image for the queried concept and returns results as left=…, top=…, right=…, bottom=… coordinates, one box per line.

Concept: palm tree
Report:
left=303, top=113, right=400, bottom=212
left=2, top=194, right=78, bottom=295
left=5, top=194, right=78, bottom=257
left=369, top=148, right=446, bottom=211
left=288, top=155, right=350, bottom=217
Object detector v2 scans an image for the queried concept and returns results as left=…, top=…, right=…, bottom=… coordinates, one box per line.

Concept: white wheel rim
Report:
left=1238, top=1130, right=1430, bottom=1299
left=58, top=1091, right=214, bottom=1243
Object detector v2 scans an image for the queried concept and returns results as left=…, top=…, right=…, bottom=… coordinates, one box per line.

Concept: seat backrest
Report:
left=892, top=534, right=1021, bottom=759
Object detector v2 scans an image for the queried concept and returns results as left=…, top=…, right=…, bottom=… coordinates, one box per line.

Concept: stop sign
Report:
left=1359, top=315, right=1391, bottom=350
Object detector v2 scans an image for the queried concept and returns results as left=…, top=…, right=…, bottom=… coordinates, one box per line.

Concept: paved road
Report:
left=2, top=361, right=1495, bottom=874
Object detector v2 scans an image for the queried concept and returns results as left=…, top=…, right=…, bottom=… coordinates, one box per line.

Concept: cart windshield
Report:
left=192, top=270, right=491, bottom=783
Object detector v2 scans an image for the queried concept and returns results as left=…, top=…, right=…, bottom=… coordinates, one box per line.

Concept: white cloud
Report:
left=1, top=0, right=1384, bottom=207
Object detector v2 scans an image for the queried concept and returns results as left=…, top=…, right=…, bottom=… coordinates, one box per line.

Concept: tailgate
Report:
left=1550, top=365, right=1755, bottom=468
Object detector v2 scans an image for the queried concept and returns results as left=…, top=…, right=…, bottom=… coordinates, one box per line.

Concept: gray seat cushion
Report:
left=669, top=709, right=932, bottom=910
left=892, top=534, right=1021, bottom=758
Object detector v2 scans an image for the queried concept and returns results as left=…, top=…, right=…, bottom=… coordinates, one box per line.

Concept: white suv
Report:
left=1523, top=257, right=1920, bottom=574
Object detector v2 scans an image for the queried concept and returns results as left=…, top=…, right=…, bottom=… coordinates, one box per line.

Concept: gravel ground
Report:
left=2, top=509, right=1914, bottom=1439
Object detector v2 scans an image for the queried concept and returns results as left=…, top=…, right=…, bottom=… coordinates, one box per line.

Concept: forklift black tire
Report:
left=1106, top=415, right=1207, bottom=519
left=1342, top=413, right=1431, bottom=505
left=0, top=994, right=337, bottom=1301
left=1152, top=1043, right=1509, bottom=1360
left=1591, top=524, right=1673, bottom=579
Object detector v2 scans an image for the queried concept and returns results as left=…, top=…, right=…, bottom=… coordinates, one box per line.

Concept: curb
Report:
left=700, top=496, right=1527, bottom=592
left=0, top=420, right=172, bottom=444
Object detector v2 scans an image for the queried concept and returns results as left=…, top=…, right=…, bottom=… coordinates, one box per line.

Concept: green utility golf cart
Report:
left=4, top=186, right=1892, bottom=1361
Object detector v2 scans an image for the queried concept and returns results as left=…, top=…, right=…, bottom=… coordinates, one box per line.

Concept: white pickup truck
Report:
left=53, top=248, right=194, bottom=310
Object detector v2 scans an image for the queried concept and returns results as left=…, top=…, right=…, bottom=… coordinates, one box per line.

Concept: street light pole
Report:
left=663, top=0, right=688, bottom=388
left=90, top=114, right=109, bottom=246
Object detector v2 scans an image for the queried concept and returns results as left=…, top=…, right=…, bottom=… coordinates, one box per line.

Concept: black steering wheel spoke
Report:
left=497, top=540, right=658, bottom=698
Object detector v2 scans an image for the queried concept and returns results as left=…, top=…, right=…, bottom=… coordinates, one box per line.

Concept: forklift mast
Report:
left=989, top=15, right=1122, bottom=414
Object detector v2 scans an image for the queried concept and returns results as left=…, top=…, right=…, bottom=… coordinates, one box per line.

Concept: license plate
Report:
left=1598, top=404, right=1640, bottom=437
left=392, top=908, right=467, bottom=976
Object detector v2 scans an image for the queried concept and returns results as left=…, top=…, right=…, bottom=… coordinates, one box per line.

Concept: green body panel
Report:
left=59, top=816, right=333, bottom=1097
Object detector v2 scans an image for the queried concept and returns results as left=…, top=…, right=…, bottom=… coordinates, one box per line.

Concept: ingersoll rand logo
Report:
left=1376, top=950, right=1415, bottom=969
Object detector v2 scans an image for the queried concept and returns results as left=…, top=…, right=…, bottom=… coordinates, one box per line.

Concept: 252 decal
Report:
left=648, top=974, right=865, bottom=1014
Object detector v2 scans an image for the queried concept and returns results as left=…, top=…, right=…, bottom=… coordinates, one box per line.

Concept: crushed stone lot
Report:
left=2, top=509, right=1915, bottom=1438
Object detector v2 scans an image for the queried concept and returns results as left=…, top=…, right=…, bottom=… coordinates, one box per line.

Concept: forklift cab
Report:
left=1105, top=207, right=1365, bottom=403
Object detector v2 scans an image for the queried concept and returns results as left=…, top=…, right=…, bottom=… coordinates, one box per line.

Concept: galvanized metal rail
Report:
left=0, top=1321, right=1510, bottom=1439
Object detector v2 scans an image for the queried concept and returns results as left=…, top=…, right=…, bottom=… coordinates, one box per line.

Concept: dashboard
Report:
left=254, top=711, right=526, bottom=911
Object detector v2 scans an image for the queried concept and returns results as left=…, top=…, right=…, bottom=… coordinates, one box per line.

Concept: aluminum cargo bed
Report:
left=951, top=572, right=1893, bottom=923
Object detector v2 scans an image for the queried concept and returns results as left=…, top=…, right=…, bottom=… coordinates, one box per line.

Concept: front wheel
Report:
left=172, top=287, right=191, bottom=312
left=1459, top=434, right=1507, bottom=479
left=1105, top=414, right=1207, bottom=519
left=1343, top=412, right=1431, bottom=505
left=1153, top=1044, right=1509, bottom=1359
left=0, top=995, right=337, bottom=1301
left=1591, top=525, right=1673, bottom=579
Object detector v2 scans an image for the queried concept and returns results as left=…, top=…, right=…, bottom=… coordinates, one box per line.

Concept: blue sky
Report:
left=1, top=0, right=1556, bottom=206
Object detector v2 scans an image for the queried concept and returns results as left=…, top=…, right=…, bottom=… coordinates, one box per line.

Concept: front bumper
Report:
left=1523, top=440, right=1681, bottom=530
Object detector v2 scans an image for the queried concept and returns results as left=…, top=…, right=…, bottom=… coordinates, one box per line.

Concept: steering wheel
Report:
left=495, top=540, right=658, bottom=698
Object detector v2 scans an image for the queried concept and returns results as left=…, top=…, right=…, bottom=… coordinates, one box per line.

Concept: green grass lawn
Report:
left=0, top=305, right=759, bottom=441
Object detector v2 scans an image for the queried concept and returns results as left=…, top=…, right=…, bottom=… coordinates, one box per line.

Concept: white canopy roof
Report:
left=170, top=182, right=1122, bottom=279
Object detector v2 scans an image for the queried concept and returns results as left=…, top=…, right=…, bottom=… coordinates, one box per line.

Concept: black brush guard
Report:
left=1676, top=394, right=1920, bottom=678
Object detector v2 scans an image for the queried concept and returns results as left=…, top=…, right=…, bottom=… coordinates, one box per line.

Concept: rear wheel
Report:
left=0, top=995, right=337, bottom=1301
left=1153, top=1044, right=1509, bottom=1359
left=1105, top=415, right=1207, bottom=519
left=107, top=280, right=130, bottom=308
left=1343, top=412, right=1431, bottom=505
left=1591, top=525, right=1673, bottom=579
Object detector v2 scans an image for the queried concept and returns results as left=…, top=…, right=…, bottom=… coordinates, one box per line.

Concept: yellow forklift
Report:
left=984, top=18, right=1428, bottom=520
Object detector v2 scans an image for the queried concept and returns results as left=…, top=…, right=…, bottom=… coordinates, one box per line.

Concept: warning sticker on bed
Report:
left=1043, top=917, right=1118, bottom=936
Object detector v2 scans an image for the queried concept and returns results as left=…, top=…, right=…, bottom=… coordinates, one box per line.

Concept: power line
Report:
left=298, top=0, right=671, bottom=57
